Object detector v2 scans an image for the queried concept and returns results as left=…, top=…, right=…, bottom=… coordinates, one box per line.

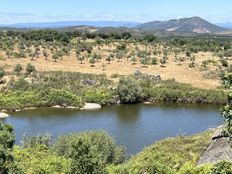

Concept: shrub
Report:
left=14, top=64, right=23, bottom=75
left=83, top=89, right=113, bottom=105
left=0, top=68, right=5, bottom=78
left=211, top=161, right=232, bottom=174
left=25, top=63, right=36, bottom=75
left=47, top=89, right=82, bottom=107
left=117, top=77, right=142, bottom=103
left=0, top=123, right=22, bottom=174
left=13, top=145, right=71, bottom=174
left=54, top=131, right=126, bottom=174
left=21, top=133, right=53, bottom=148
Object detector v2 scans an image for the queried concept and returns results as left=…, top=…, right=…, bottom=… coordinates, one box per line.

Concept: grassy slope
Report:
left=108, top=131, right=213, bottom=174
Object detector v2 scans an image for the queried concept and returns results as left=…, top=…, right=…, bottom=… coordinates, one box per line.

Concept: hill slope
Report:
left=136, top=17, right=227, bottom=33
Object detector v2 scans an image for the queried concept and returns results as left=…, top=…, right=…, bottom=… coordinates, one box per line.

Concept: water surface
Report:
left=2, top=103, right=223, bottom=155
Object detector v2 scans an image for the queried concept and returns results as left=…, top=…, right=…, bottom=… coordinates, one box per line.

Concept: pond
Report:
left=2, top=103, right=223, bottom=155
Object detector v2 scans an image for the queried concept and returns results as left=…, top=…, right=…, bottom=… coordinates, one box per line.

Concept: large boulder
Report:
left=81, top=79, right=97, bottom=86
left=198, top=126, right=232, bottom=165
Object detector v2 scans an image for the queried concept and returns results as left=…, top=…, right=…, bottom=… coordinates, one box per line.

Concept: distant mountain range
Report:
left=216, top=23, right=232, bottom=29
left=1, top=21, right=140, bottom=29
left=136, top=17, right=227, bottom=34
left=0, top=17, right=231, bottom=35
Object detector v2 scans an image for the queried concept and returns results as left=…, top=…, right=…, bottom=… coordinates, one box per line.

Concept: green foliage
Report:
left=0, top=88, right=82, bottom=110
left=13, top=145, right=71, bottom=174
left=47, top=89, right=82, bottom=107
left=221, top=73, right=232, bottom=89
left=221, top=73, right=232, bottom=138
left=148, top=79, right=226, bottom=104
left=117, top=76, right=142, bottom=103
left=0, top=123, right=22, bottom=174
left=25, top=63, right=36, bottom=75
left=0, top=68, right=5, bottom=78
left=54, top=131, right=126, bottom=174
left=14, top=64, right=23, bottom=75
left=143, top=34, right=157, bottom=42
left=151, top=57, right=158, bottom=65
left=211, top=161, right=232, bottom=174
left=116, top=43, right=127, bottom=51
left=83, top=88, right=113, bottom=105
left=108, top=131, right=212, bottom=174
left=177, top=162, right=212, bottom=174
left=21, top=133, right=53, bottom=148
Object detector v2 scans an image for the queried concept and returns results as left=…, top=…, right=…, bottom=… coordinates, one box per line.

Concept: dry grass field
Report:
left=0, top=48, right=221, bottom=89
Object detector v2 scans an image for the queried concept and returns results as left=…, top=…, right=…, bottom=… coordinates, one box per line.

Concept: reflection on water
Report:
left=3, top=103, right=223, bottom=155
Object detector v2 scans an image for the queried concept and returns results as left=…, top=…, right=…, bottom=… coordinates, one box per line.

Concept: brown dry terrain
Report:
left=0, top=49, right=221, bottom=89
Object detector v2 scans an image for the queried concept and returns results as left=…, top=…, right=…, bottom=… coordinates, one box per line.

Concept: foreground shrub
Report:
left=54, top=131, right=126, bottom=174
left=211, top=161, right=232, bottom=174
left=0, top=123, right=22, bottom=174
left=13, top=145, right=71, bottom=174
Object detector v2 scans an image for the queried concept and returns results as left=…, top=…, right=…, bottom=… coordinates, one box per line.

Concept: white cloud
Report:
left=0, top=12, right=231, bottom=24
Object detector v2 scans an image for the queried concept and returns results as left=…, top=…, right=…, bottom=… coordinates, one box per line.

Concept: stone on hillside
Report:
left=81, top=79, right=97, bottom=86
left=198, top=125, right=232, bottom=165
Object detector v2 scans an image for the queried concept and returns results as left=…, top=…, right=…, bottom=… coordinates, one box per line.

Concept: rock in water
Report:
left=0, top=112, right=9, bottom=118
left=81, top=103, right=102, bottom=110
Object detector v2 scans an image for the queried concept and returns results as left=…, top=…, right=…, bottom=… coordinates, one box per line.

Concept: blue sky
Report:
left=0, top=0, right=231, bottom=24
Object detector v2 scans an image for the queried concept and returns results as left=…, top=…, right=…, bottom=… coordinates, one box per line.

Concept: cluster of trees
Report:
left=0, top=122, right=126, bottom=174
left=0, top=71, right=227, bottom=111
left=1, top=29, right=232, bottom=75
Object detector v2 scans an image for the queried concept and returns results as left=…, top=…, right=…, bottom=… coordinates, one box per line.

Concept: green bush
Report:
left=25, top=63, right=36, bottom=75
left=14, top=64, right=23, bottom=75
left=109, top=131, right=212, bottom=174
left=47, top=89, right=82, bottom=107
left=83, top=88, right=113, bottom=105
left=54, top=131, right=126, bottom=174
left=13, top=145, right=71, bottom=174
left=0, top=89, right=83, bottom=110
left=211, top=161, right=232, bottom=174
left=117, top=76, right=142, bottom=103
left=0, top=68, right=5, bottom=78
left=0, top=123, right=22, bottom=174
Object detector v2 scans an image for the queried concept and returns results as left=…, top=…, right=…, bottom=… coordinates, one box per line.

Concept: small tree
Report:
left=43, top=50, right=49, bottom=60
left=0, top=68, right=5, bottom=79
left=160, top=58, right=167, bottom=67
left=78, top=56, right=85, bottom=64
left=52, top=53, right=59, bottom=62
left=106, top=56, right=112, bottom=64
left=14, top=64, right=23, bottom=75
left=141, top=58, right=148, bottom=68
left=151, top=57, right=158, bottom=65
left=131, top=56, right=137, bottom=65
left=89, top=57, right=96, bottom=67
left=117, top=76, right=142, bottom=103
left=29, top=52, right=36, bottom=61
left=25, top=63, right=36, bottom=75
